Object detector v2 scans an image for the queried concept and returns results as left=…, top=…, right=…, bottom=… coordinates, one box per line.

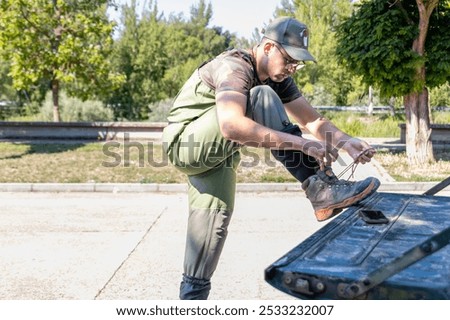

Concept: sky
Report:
left=108, top=0, right=283, bottom=39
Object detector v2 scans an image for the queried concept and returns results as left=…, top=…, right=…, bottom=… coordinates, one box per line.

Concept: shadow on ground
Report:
left=0, top=141, right=88, bottom=160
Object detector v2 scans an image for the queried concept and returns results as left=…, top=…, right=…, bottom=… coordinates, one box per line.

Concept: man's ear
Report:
left=263, top=42, right=273, bottom=56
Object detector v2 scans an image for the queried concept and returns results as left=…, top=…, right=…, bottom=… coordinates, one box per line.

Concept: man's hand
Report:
left=302, top=139, right=339, bottom=170
left=342, top=138, right=376, bottom=164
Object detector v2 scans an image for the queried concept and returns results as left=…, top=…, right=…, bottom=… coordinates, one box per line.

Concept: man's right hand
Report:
left=301, top=139, right=338, bottom=170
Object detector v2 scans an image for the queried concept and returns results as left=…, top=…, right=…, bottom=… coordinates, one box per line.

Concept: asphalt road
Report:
left=0, top=191, right=326, bottom=300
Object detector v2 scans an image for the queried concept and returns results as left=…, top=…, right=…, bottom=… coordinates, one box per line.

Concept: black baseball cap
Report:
left=263, top=17, right=316, bottom=62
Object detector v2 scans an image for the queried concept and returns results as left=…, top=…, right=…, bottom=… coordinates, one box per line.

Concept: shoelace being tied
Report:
left=337, top=148, right=376, bottom=180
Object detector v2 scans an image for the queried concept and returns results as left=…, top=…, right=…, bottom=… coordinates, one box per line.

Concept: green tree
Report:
left=108, top=0, right=232, bottom=120
left=0, top=55, right=16, bottom=119
left=0, top=21, right=50, bottom=117
left=0, top=0, right=124, bottom=122
left=276, top=0, right=365, bottom=106
left=336, top=0, right=450, bottom=164
left=108, top=0, right=168, bottom=120
left=430, top=84, right=450, bottom=108
left=161, top=0, right=233, bottom=98
left=0, top=56, right=14, bottom=101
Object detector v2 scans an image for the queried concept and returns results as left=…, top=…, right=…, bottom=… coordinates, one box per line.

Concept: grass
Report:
left=1, top=108, right=449, bottom=184
left=320, top=111, right=450, bottom=138
left=321, top=111, right=402, bottom=138
left=0, top=141, right=295, bottom=183
left=0, top=141, right=449, bottom=183
left=0, top=141, right=186, bottom=183
left=375, top=150, right=450, bottom=182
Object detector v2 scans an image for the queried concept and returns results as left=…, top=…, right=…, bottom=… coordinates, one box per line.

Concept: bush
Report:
left=322, top=111, right=401, bottom=138
left=146, top=98, right=173, bottom=122
left=432, top=110, right=450, bottom=124
left=323, top=110, right=449, bottom=138
left=0, top=100, right=19, bottom=120
left=37, top=91, right=114, bottom=122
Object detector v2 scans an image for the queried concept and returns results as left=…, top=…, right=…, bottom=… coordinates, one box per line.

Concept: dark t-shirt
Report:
left=198, top=48, right=302, bottom=104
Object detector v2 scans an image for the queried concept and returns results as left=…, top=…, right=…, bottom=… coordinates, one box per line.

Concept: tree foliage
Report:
left=0, top=0, right=448, bottom=123
left=276, top=0, right=367, bottom=106
left=0, top=0, right=125, bottom=121
left=336, top=0, right=450, bottom=164
left=106, top=0, right=168, bottom=120
left=336, top=0, right=450, bottom=97
left=107, top=0, right=234, bottom=120
left=0, top=56, right=13, bottom=100
left=162, top=0, right=232, bottom=98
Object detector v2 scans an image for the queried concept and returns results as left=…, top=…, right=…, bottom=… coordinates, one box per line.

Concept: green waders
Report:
left=162, top=71, right=318, bottom=300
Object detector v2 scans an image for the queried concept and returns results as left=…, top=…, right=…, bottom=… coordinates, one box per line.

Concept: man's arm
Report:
left=284, top=96, right=375, bottom=164
left=215, top=91, right=331, bottom=162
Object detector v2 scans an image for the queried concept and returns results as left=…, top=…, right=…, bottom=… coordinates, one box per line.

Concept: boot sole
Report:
left=315, top=180, right=377, bottom=222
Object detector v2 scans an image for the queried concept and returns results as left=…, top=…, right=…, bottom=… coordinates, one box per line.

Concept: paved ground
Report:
left=0, top=191, right=322, bottom=300
left=1, top=137, right=448, bottom=300
left=1, top=187, right=449, bottom=300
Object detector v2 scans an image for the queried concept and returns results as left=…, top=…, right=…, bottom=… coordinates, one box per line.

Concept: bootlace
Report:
left=337, top=162, right=359, bottom=180
left=336, top=148, right=375, bottom=181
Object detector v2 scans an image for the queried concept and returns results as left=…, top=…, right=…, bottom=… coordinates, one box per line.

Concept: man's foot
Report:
left=302, top=167, right=380, bottom=222
left=179, top=274, right=211, bottom=300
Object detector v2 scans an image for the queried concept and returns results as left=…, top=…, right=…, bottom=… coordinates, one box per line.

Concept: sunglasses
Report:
left=273, top=43, right=306, bottom=71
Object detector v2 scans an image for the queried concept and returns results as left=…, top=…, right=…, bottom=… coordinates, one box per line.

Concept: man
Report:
left=162, top=16, right=380, bottom=300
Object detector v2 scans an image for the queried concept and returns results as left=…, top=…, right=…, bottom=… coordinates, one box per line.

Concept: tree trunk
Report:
left=368, top=86, right=373, bottom=116
left=403, top=0, right=438, bottom=164
left=52, top=0, right=62, bottom=122
left=388, top=97, right=396, bottom=117
left=404, top=88, right=434, bottom=165
left=52, top=79, right=61, bottom=122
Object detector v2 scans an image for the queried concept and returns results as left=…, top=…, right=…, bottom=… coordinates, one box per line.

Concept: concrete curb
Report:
left=0, top=182, right=447, bottom=193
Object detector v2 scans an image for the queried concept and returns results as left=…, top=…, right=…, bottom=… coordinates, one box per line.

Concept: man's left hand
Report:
left=342, top=138, right=376, bottom=164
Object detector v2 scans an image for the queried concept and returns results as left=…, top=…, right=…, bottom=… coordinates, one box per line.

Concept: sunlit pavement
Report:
left=0, top=149, right=448, bottom=299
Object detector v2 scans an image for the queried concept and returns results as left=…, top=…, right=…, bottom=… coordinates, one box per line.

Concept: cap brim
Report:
left=282, top=44, right=317, bottom=63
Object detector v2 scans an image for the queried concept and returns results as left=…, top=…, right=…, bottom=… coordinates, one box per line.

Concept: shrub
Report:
left=38, top=91, right=114, bottom=122
left=147, top=98, right=173, bottom=122
left=322, top=111, right=401, bottom=138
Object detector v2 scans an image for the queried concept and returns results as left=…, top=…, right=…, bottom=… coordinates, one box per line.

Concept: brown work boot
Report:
left=302, top=167, right=380, bottom=222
